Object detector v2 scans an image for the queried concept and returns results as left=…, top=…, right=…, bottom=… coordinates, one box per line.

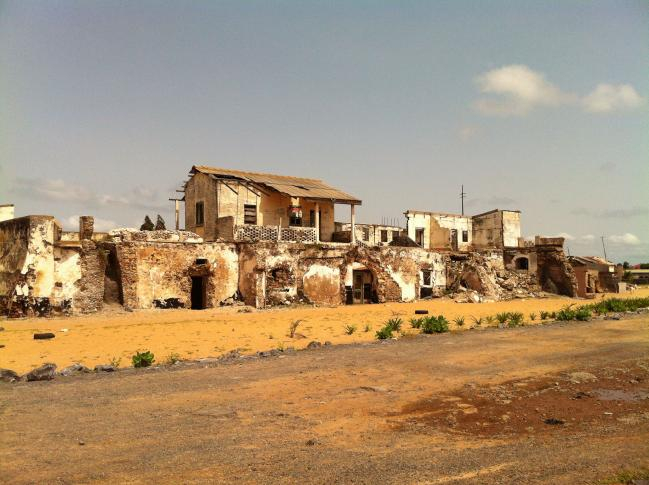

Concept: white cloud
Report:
left=65, top=215, right=117, bottom=232
left=607, top=233, right=641, bottom=246
left=473, top=65, right=645, bottom=116
left=474, top=65, right=572, bottom=116
left=579, top=234, right=596, bottom=243
left=10, top=177, right=168, bottom=212
left=553, top=232, right=575, bottom=241
left=583, top=84, right=645, bottom=113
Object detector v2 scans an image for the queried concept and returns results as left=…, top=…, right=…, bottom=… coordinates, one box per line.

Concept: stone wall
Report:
left=237, top=242, right=447, bottom=308
left=110, top=239, right=239, bottom=309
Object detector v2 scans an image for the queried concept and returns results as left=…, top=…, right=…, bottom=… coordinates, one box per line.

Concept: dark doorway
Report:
left=352, top=270, right=374, bottom=304
left=415, top=228, right=425, bottom=247
left=191, top=276, right=206, bottom=309
left=516, top=257, right=529, bottom=270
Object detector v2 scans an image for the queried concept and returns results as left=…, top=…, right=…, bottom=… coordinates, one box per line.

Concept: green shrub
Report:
left=453, top=316, right=465, bottom=327
left=485, top=315, right=495, bottom=326
left=529, top=312, right=537, bottom=321
left=508, top=312, right=524, bottom=327
left=556, top=307, right=576, bottom=321
left=109, top=356, right=121, bottom=368
left=496, top=312, right=510, bottom=324
left=132, top=350, right=155, bottom=368
left=386, top=318, right=403, bottom=332
left=575, top=308, right=592, bottom=321
left=410, top=317, right=423, bottom=329
left=540, top=311, right=550, bottom=320
left=421, top=315, right=449, bottom=334
left=344, top=324, right=357, bottom=335
left=470, top=316, right=483, bottom=326
left=375, top=325, right=394, bottom=340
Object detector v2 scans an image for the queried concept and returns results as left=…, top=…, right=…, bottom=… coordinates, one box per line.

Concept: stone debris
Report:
left=59, top=363, right=91, bottom=376
left=306, top=341, right=322, bottom=349
left=94, top=364, right=116, bottom=372
left=24, top=363, right=57, bottom=381
left=0, top=368, right=20, bottom=382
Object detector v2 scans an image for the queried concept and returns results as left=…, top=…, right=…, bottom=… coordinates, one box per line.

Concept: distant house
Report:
left=568, top=256, right=619, bottom=297
left=403, top=209, right=521, bottom=250
left=627, top=269, right=649, bottom=285
left=183, top=166, right=361, bottom=243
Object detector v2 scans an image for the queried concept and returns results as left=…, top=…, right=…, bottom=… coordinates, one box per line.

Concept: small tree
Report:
left=623, top=261, right=630, bottom=269
left=155, top=214, right=166, bottom=231
left=140, top=215, right=154, bottom=231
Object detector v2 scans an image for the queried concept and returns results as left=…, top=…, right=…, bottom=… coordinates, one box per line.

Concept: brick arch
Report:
left=340, top=247, right=403, bottom=303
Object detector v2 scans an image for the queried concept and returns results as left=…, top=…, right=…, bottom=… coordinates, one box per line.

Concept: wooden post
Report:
left=277, top=217, right=282, bottom=242
left=315, top=202, right=320, bottom=243
left=350, top=204, right=356, bottom=244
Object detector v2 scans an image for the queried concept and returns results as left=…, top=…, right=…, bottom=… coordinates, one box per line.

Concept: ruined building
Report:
left=0, top=167, right=578, bottom=317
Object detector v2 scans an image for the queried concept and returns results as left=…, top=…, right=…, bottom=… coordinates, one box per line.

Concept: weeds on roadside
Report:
left=132, top=350, right=155, bottom=368
left=470, top=316, right=483, bottom=326
left=508, top=312, right=524, bottom=327
left=276, top=341, right=285, bottom=352
left=164, top=353, right=181, bottom=365
left=410, top=317, right=423, bottom=329
left=420, top=315, right=449, bottom=334
left=540, top=311, right=550, bottom=320
left=375, top=325, right=393, bottom=340
left=453, top=316, right=465, bottom=327
left=485, top=315, right=495, bottom=326
left=529, top=312, right=537, bottom=321
left=386, top=317, right=403, bottom=332
left=109, top=356, right=122, bottom=368
left=288, top=320, right=302, bottom=338
left=363, top=324, right=371, bottom=333
left=344, top=324, right=357, bottom=335
left=496, top=312, right=509, bottom=324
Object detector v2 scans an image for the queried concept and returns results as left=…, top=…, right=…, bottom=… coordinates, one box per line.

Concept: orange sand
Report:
left=1, top=287, right=647, bottom=373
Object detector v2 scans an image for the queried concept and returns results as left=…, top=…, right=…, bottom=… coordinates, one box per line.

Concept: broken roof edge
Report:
left=404, top=208, right=521, bottom=218
left=190, top=165, right=362, bottom=205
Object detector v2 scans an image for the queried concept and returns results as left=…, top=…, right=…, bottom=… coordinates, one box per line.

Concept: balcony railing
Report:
left=235, top=225, right=318, bottom=243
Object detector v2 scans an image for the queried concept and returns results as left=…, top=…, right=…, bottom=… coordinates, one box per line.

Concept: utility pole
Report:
left=601, top=236, right=608, bottom=262
left=460, top=185, right=466, bottom=215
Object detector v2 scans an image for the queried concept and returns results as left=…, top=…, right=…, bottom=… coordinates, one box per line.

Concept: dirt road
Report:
left=1, top=316, right=648, bottom=484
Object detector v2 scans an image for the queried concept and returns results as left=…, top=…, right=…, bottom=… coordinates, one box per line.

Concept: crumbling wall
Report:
left=536, top=247, right=577, bottom=297
left=75, top=240, right=106, bottom=312
left=0, top=216, right=58, bottom=316
left=112, top=239, right=239, bottom=309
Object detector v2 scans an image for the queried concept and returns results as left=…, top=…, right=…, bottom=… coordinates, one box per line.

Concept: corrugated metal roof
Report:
left=191, top=165, right=361, bottom=204
left=569, top=256, right=614, bottom=266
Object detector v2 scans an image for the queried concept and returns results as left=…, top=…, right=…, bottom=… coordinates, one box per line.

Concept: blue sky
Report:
left=1, top=1, right=647, bottom=262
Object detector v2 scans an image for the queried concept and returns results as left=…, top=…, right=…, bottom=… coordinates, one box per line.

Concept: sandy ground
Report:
left=1, top=315, right=648, bottom=484
left=1, top=288, right=648, bottom=374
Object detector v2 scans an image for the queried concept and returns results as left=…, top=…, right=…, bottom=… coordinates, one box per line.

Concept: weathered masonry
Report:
left=183, top=166, right=362, bottom=244
left=0, top=165, right=579, bottom=317
left=405, top=209, right=521, bottom=251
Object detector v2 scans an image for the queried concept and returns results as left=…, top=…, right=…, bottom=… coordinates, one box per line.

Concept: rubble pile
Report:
left=447, top=253, right=543, bottom=303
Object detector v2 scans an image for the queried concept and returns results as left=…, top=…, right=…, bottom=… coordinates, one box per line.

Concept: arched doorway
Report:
left=515, top=257, right=529, bottom=271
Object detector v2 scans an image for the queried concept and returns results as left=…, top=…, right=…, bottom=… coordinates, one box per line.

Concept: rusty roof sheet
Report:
left=191, top=165, right=361, bottom=204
